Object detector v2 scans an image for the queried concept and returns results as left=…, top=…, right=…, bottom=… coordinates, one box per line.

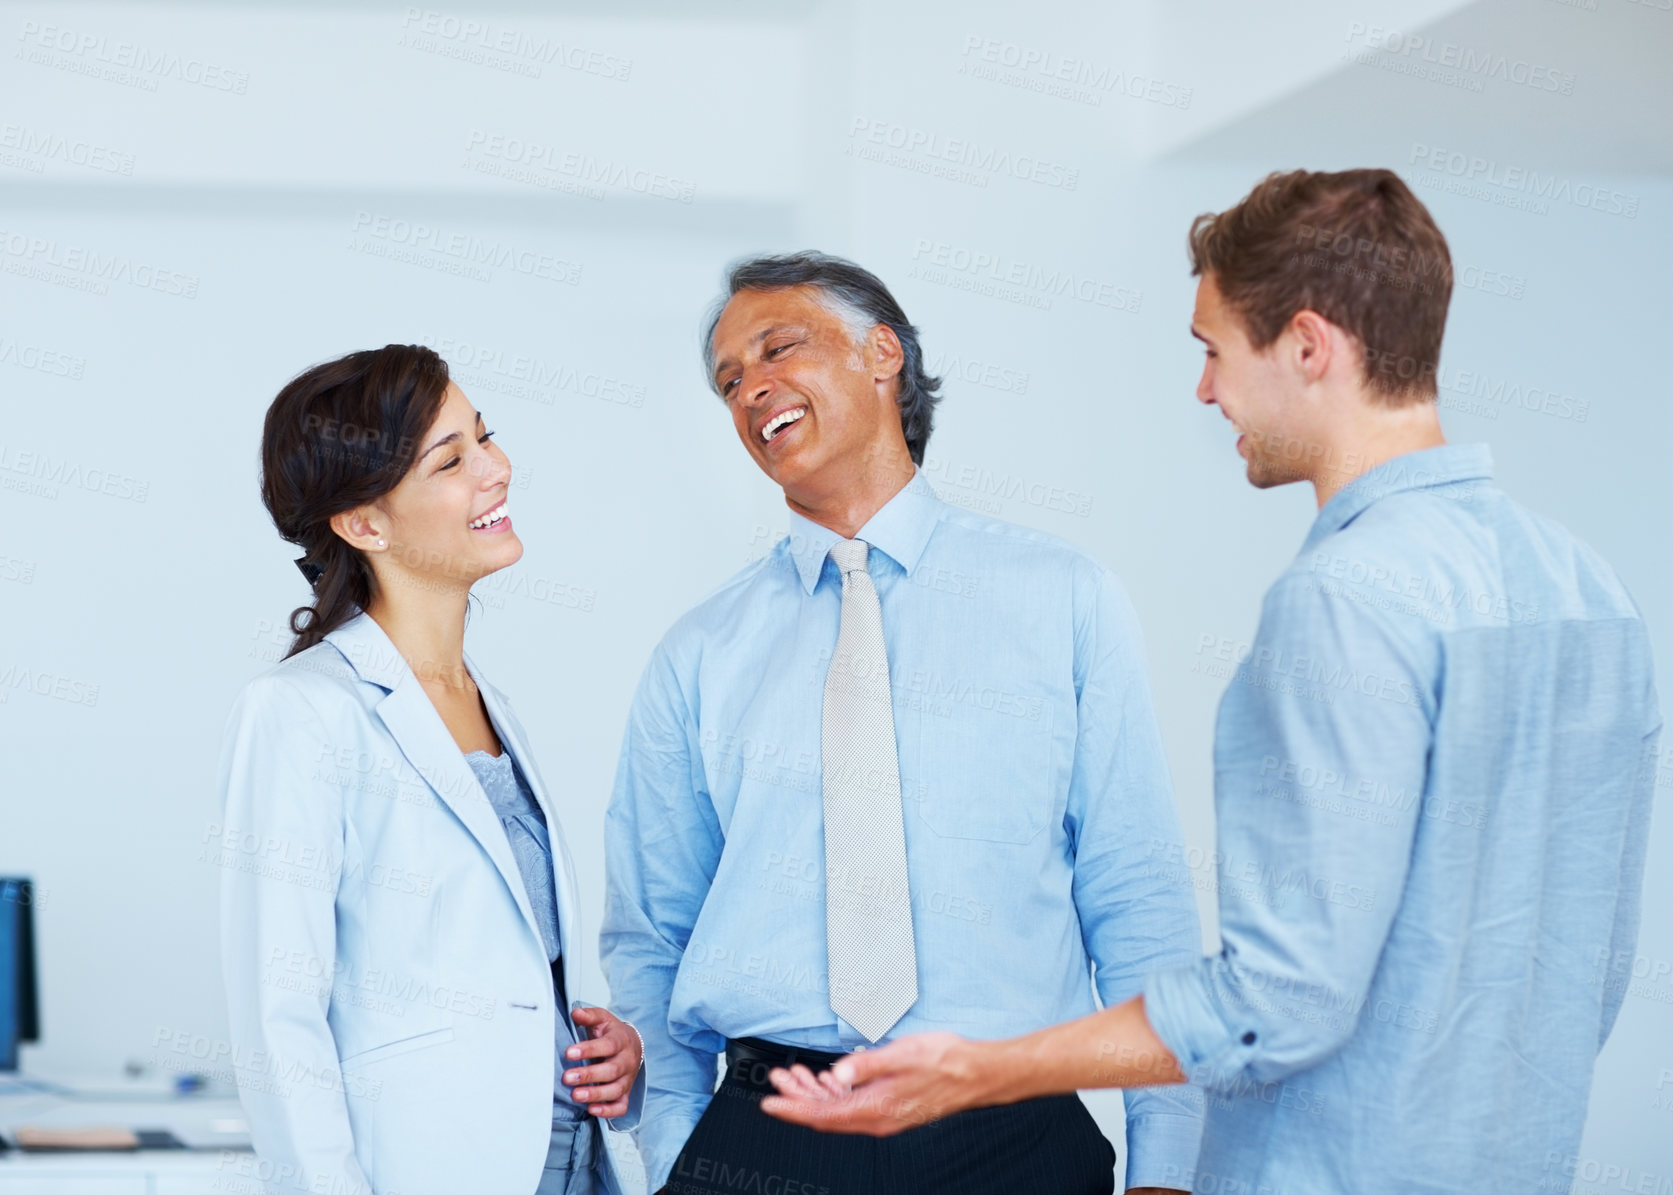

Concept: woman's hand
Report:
left=564, top=1005, right=644, bottom=1118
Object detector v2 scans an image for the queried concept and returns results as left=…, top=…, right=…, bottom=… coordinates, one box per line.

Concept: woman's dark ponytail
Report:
left=258, top=345, right=450, bottom=658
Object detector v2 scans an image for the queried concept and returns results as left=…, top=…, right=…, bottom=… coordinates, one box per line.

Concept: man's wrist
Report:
left=965, top=1035, right=1030, bottom=1109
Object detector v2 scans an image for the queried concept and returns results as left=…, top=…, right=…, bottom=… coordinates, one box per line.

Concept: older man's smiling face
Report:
left=710, top=286, right=904, bottom=500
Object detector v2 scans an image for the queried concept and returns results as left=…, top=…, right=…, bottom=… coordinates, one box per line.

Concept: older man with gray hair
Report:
left=601, top=252, right=1201, bottom=1195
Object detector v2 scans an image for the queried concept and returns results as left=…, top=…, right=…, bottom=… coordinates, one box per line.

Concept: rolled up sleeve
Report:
left=1144, top=570, right=1435, bottom=1092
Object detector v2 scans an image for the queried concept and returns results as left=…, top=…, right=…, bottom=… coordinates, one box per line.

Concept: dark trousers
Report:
left=660, top=1037, right=1115, bottom=1195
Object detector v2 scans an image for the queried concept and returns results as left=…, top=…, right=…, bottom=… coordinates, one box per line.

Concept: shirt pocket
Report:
left=911, top=697, right=1056, bottom=844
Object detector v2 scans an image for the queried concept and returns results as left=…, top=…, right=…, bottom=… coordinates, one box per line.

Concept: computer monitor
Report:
left=0, top=878, right=40, bottom=1072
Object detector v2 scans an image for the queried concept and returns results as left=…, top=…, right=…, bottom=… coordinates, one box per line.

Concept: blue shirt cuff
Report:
left=604, top=1063, right=647, bottom=1132
left=1144, top=960, right=1261, bottom=1093
left=639, top=1104, right=705, bottom=1194
left=1123, top=1107, right=1204, bottom=1191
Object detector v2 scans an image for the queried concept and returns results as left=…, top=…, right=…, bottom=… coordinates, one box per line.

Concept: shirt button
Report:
left=1241, top=1031, right=1257, bottom=1045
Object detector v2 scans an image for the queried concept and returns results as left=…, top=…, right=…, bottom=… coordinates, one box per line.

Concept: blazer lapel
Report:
left=324, top=614, right=543, bottom=950
left=475, top=669, right=582, bottom=1000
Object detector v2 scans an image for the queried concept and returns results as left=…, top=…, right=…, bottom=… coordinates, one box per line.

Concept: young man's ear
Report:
left=1287, top=309, right=1337, bottom=386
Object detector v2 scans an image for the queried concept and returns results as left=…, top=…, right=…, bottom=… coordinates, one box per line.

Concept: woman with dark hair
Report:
left=217, top=345, right=643, bottom=1195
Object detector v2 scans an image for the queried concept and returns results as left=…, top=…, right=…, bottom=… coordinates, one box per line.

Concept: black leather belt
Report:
left=725, top=1035, right=847, bottom=1075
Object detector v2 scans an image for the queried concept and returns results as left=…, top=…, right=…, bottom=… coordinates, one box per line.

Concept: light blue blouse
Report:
left=465, top=749, right=586, bottom=1122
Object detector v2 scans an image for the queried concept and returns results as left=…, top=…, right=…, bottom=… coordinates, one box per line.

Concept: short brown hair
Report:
left=1188, top=169, right=1452, bottom=404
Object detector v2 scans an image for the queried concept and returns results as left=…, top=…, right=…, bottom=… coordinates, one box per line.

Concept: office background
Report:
left=1, top=0, right=1669, bottom=1189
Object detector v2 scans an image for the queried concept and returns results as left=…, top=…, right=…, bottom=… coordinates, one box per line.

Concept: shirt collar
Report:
left=1304, top=442, right=1494, bottom=550
left=785, top=470, right=944, bottom=594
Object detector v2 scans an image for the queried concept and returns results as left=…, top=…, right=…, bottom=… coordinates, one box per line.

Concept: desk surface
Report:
left=0, top=1083, right=249, bottom=1191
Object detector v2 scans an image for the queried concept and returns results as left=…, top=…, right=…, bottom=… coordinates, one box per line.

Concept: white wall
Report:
left=2, top=1, right=1669, bottom=1190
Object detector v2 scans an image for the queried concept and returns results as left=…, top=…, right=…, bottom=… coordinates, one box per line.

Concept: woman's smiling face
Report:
left=368, top=382, right=523, bottom=593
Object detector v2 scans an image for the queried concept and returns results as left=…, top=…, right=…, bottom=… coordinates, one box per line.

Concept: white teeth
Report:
left=761, top=406, right=807, bottom=442
left=470, top=502, right=508, bottom=529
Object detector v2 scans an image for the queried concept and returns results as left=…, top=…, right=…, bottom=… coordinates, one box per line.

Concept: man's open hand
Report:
left=759, top=1031, right=989, bottom=1136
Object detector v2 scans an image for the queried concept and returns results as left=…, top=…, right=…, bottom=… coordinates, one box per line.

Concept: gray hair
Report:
left=701, top=251, right=942, bottom=465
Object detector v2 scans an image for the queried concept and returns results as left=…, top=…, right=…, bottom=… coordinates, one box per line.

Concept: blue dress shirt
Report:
left=1144, top=444, right=1661, bottom=1194
left=602, top=471, right=1203, bottom=1192
left=465, top=749, right=587, bottom=1122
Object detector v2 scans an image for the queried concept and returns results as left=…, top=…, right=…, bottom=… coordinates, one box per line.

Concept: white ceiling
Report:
left=1156, top=0, right=1673, bottom=176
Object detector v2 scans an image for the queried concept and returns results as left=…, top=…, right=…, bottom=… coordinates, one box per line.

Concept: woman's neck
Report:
left=365, top=585, right=472, bottom=690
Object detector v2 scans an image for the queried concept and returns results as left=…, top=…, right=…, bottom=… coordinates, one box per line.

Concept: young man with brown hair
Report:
left=761, top=169, right=1662, bottom=1195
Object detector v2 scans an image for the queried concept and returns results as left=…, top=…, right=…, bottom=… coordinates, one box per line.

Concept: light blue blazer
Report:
left=217, top=611, right=643, bottom=1195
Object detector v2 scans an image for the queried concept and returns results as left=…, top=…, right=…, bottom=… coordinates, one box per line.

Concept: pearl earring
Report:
left=376, top=538, right=387, bottom=549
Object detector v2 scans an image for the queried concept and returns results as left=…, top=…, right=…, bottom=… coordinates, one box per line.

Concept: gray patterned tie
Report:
left=822, top=538, right=918, bottom=1042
